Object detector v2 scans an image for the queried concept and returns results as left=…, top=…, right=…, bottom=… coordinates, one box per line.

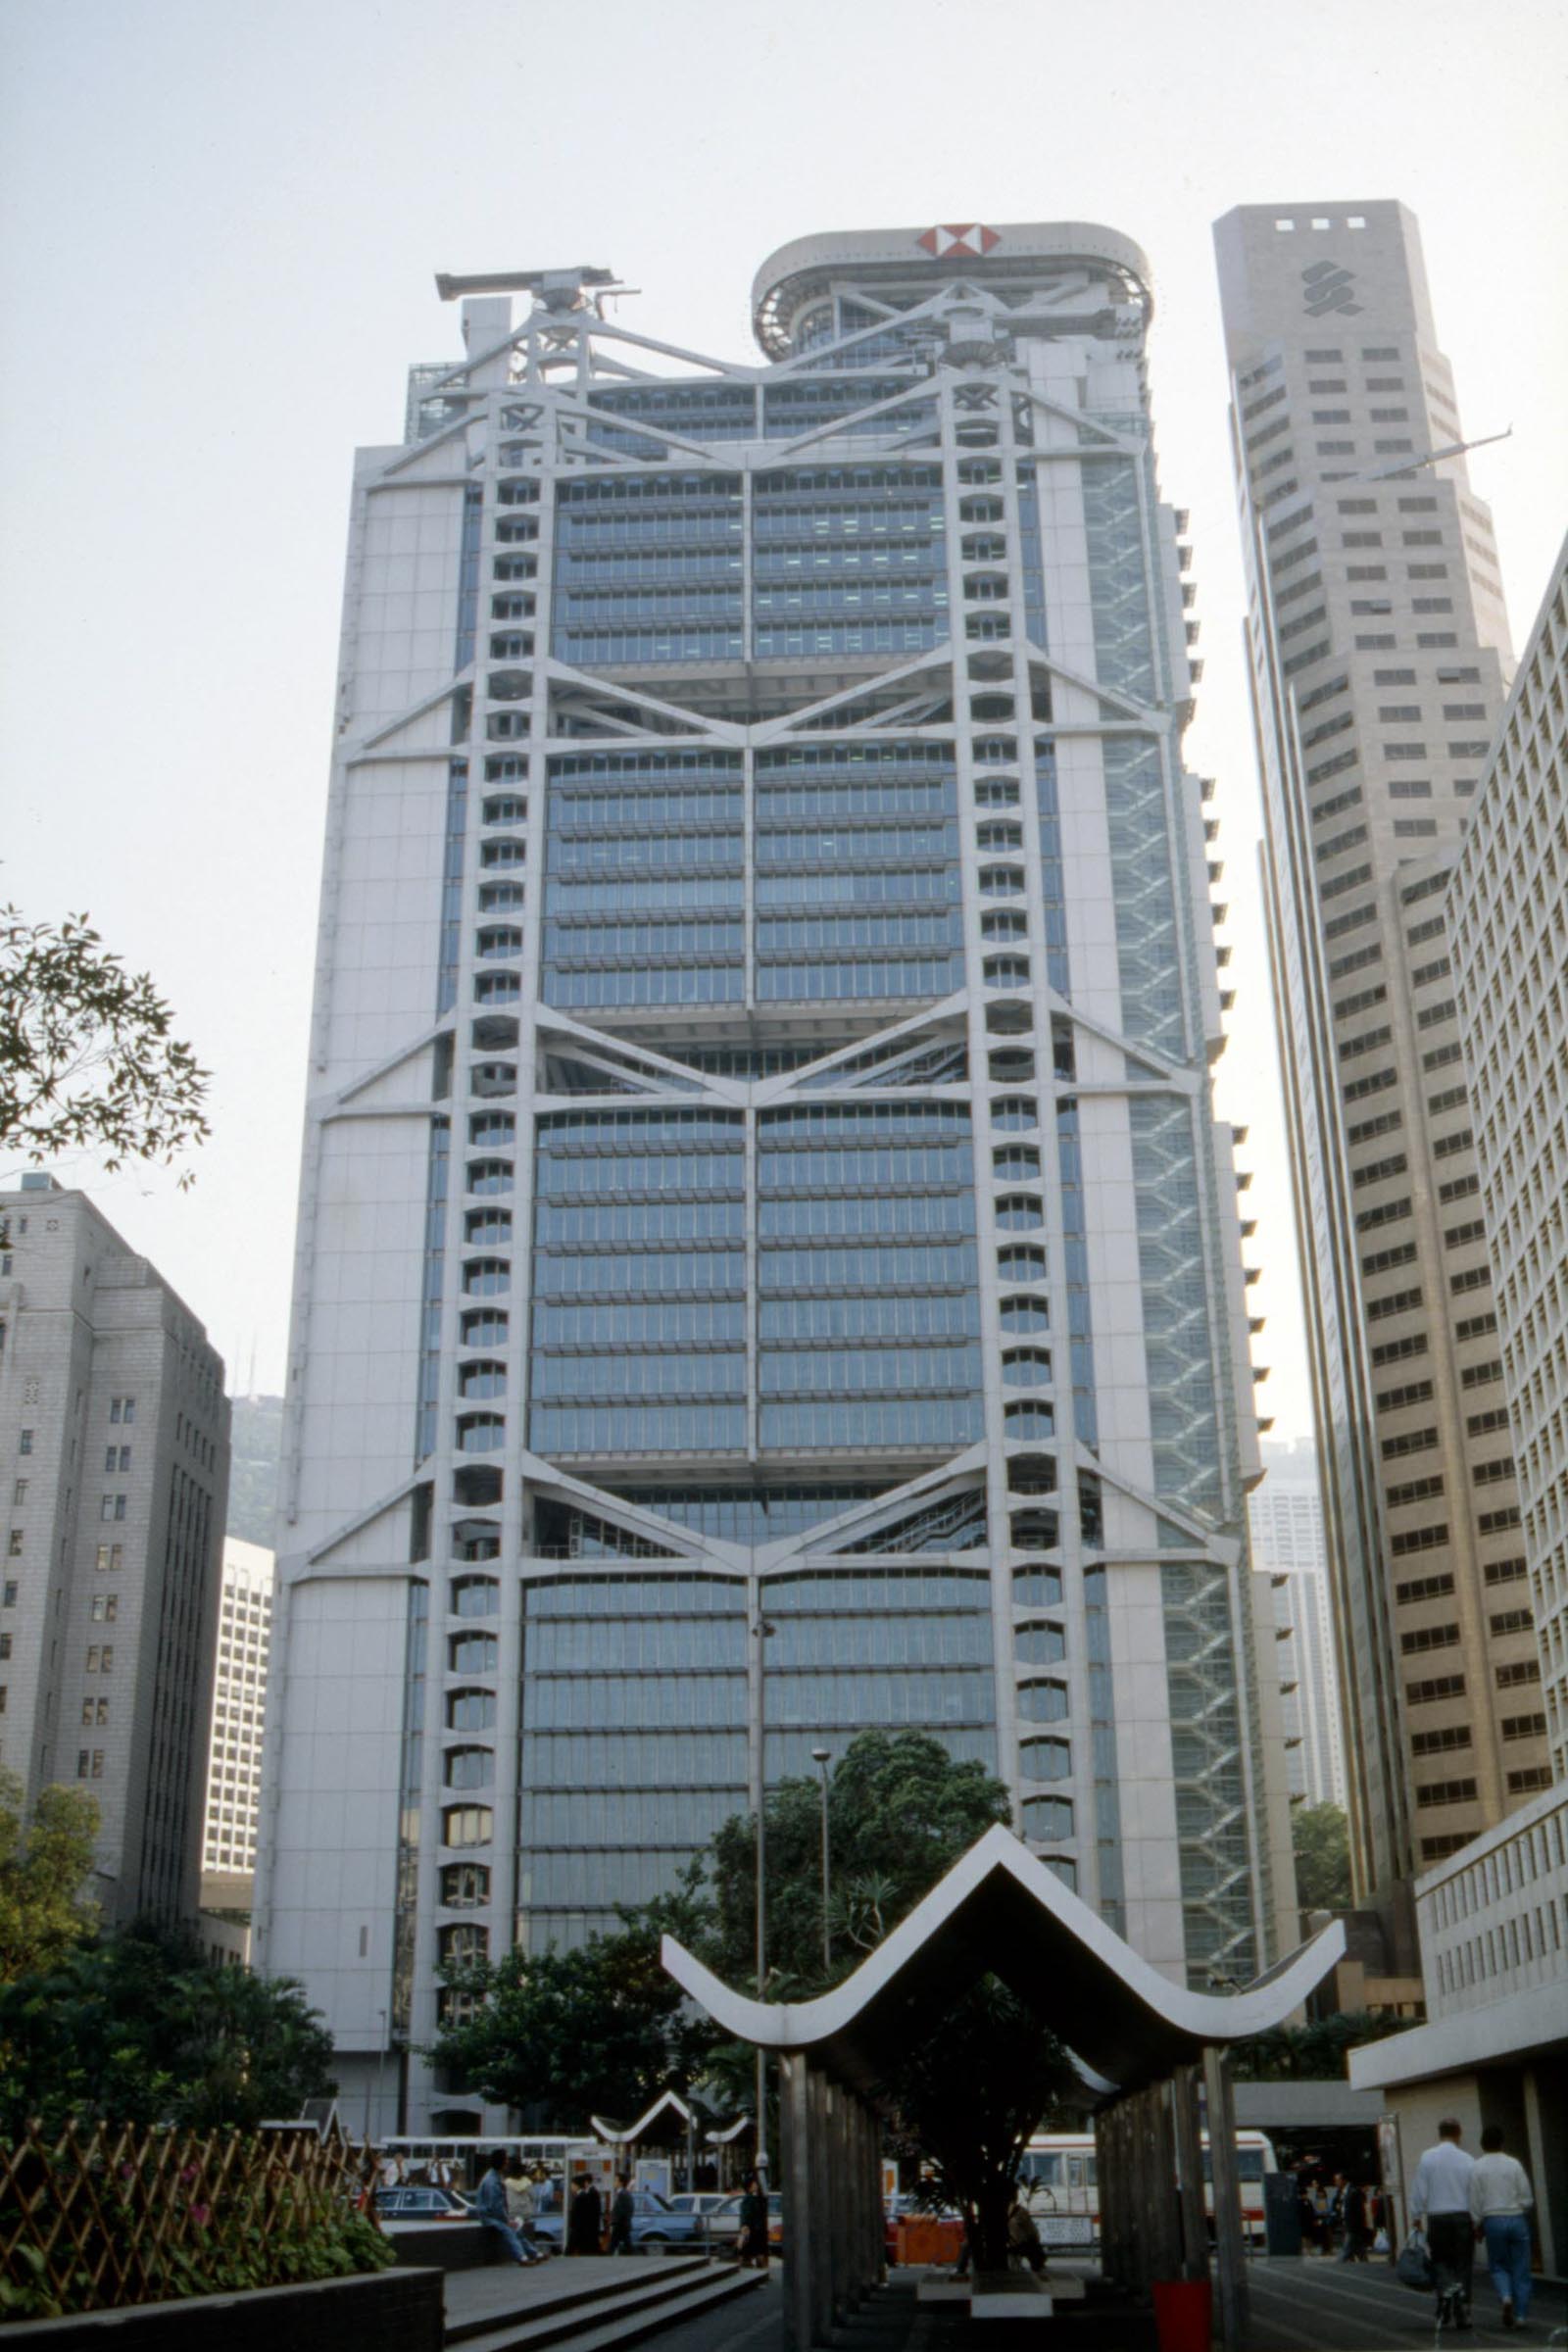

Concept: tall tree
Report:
left=0, top=1769, right=100, bottom=1981
left=881, top=1977, right=1078, bottom=2271
left=0, top=906, right=209, bottom=1182
left=0, top=1921, right=335, bottom=2136
left=429, top=1903, right=717, bottom=2132
left=707, top=1730, right=1012, bottom=1992
left=1292, top=1801, right=1352, bottom=1912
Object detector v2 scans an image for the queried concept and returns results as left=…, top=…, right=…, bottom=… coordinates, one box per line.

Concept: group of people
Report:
left=1410, top=2118, right=1536, bottom=2330
left=1295, top=2169, right=1386, bottom=2259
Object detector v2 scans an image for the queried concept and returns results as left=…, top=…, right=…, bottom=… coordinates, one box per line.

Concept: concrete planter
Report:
left=0, top=2265, right=442, bottom=2351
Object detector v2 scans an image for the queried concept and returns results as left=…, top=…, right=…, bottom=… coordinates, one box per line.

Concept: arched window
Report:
left=463, top=1258, right=511, bottom=1296
left=451, top=1577, right=498, bottom=1619
left=442, top=1805, right=493, bottom=1847
left=447, top=1689, right=497, bottom=1734
left=445, top=1745, right=494, bottom=1790
left=449, top=1633, right=498, bottom=1674
left=440, top=1861, right=491, bottom=1908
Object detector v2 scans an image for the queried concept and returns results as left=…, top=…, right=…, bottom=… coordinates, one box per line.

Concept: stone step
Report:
left=447, top=2255, right=712, bottom=2344
left=451, top=2262, right=766, bottom=2352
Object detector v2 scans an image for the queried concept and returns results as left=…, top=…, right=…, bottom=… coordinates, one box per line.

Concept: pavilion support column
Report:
left=1128, top=2089, right=1151, bottom=2294
left=1095, top=2101, right=1121, bottom=2289
left=859, top=2096, right=882, bottom=2295
left=781, top=2051, right=815, bottom=2352
left=809, top=2065, right=835, bottom=2348
left=822, top=2088, right=846, bottom=2324
left=1171, top=2062, right=1208, bottom=2281
left=1203, top=2044, right=1249, bottom=2352
left=1150, top=2082, right=1182, bottom=2286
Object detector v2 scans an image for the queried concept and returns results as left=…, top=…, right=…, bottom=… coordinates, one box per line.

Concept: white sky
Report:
left=2, top=0, right=1565, bottom=1439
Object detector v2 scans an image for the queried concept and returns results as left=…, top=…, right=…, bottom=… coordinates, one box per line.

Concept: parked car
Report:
left=666, top=2191, right=742, bottom=2241
left=710, top=2189, right=785, bottom=2253
left=374, top=2183, right=474, bottom=2223
left=529, top=2180, right=705, bottom=2251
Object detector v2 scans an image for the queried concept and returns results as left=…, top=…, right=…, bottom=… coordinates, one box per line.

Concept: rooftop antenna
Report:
left=433, top=265, right=622, bottom=319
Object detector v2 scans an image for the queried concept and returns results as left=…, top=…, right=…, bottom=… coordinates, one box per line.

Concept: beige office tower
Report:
left=1213, top=202, right=1551, bottom=1948
left=200, top=1537, right=275, bottom=1913
left=0, top=1175, right=229, bottom=1923
left=1448, top=533, right=1568, bottom=1788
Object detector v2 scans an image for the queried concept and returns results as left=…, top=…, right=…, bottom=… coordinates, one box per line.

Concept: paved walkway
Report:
left=599, top=2258, right=1568, bottom=2352
left=1247, top=2257, right=1566, bottom=2350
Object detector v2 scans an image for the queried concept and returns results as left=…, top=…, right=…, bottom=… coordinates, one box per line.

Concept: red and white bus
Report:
left=1017, top=2129, right=1279, bottom=2246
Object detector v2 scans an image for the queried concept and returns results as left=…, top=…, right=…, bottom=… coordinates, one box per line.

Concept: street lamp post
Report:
left=811, top=1747, right=832, bottom=1976
left=750, top=1603, right=775, bottom=2177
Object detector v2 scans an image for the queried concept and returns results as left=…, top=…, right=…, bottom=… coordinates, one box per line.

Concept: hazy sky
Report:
left=3, top=0, right=1565, bottom=1442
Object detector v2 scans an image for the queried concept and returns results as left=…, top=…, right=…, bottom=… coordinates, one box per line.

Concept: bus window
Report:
left=1238, top=2150, right=1263, bottom=2181
left=1023, top=2153, right=1062, bottom=2187
left=1066, top=2157, right=1086, bottom=2190
left=1087, top=2157, right=1098, bottom=2187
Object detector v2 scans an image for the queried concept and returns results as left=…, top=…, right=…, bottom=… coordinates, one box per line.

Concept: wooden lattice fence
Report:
left=0, top=2117, right=386, bottom=2320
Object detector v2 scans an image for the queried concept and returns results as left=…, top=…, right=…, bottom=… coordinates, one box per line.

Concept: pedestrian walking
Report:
left=505, top=2158, right=545, bottom=2263
left=738, top=2172, right=769, bottom=2270
left=1470, top=2124, right=1534, bottom=2330
left=1338, top=2178, right=1372, bottom=2263
left=1007, top=2196, right=1048, bottom=2275
left=474, top=2148, right=541, bottom=2267
left=609, top=2173, right=636, bottom=2256
left=567, top=2170, right=604, bottom=2255
left=1409, top=2117, right=1476, bottom=2329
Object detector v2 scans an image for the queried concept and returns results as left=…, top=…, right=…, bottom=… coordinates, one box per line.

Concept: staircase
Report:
left=445, top=2253, right=768, bottom=2352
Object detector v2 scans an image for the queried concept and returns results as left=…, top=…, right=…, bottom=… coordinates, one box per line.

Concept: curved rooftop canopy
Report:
left=663, top=1826, right=1344, bottom=2098
left=751, top=221, right=1154, bottom=359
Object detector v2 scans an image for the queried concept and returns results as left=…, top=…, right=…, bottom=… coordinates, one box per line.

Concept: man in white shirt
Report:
left=1409, top=2117, right=1476, bottom=2328
left=1470, top=2125, right=1534, bottom=2329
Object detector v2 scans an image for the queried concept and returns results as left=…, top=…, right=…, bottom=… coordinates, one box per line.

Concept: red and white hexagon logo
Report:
left=917, top=224, right=1002, bottom=260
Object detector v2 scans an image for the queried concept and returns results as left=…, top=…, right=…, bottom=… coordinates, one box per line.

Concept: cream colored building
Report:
left=1447, top=532, right=1568, bottom=1785
left=200, top=1536, right=274, bottom=1913
left=1214, top=203, right=1549, bottom=1946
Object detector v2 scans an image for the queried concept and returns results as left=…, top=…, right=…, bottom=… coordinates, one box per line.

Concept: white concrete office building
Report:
left=0, top=1176, right=228, bottom=1924
left=1248, top=1440, right=1348, bottom=1810
left=258, top=223, right=1293, bottom=2132
left=1448, top=532, right=1568, bottom=1786
left=1214, top=203, right=1550, bottom=1938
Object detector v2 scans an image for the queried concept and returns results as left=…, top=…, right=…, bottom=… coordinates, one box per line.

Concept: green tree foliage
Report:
left=1227, top=2009, right=1393, bottom=2082
left=0, top=1769, right=101, bottom=1981
left=0, top=906, right=209, bottom=1182
left=429, top=1896, right=717, bottom=2132
left=1292, top=1800, right=1352, bottom=1913
left=881, top=1977, right=1078, bottom=2271
left=429, top=1733, right=1014, bottom=2132
left=707, top=1730, right=1012, bottom=1993
left=0, top=1921, right=335, bottom=2136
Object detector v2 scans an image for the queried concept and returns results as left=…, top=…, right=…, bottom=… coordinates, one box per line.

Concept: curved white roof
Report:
left=662, top=1825, right=1344, bottom=2094
left=751, top=221, right=1153, bottom=357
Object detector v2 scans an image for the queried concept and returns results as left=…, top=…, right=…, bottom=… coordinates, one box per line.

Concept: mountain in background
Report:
left=227, top=1394, right=284, bottom=1547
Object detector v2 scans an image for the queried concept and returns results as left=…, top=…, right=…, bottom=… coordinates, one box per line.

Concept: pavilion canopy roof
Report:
left=662, top=1826, right=1345, bottom=2098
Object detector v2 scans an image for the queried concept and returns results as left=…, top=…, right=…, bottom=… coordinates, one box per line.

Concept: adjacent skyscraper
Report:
left=1448, top=531, right=1568, bottom=1787
left=1248, top=1440, right=1348, bottom=1810
left=0, top=1175, right=229, bottom=1923
left=1214, top=203, right=1551, bottom=1938
left=200, top=1536, right=275, bottom=1912
left=259, top=223, right=1291, bottom=2132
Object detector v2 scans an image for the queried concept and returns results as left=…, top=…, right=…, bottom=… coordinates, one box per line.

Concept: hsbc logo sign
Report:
left=917, top=224, right=1002, bottom=260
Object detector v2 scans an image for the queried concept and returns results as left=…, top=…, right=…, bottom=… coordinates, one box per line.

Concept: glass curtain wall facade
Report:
left=257, top=225, right=1290, bottom=2132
